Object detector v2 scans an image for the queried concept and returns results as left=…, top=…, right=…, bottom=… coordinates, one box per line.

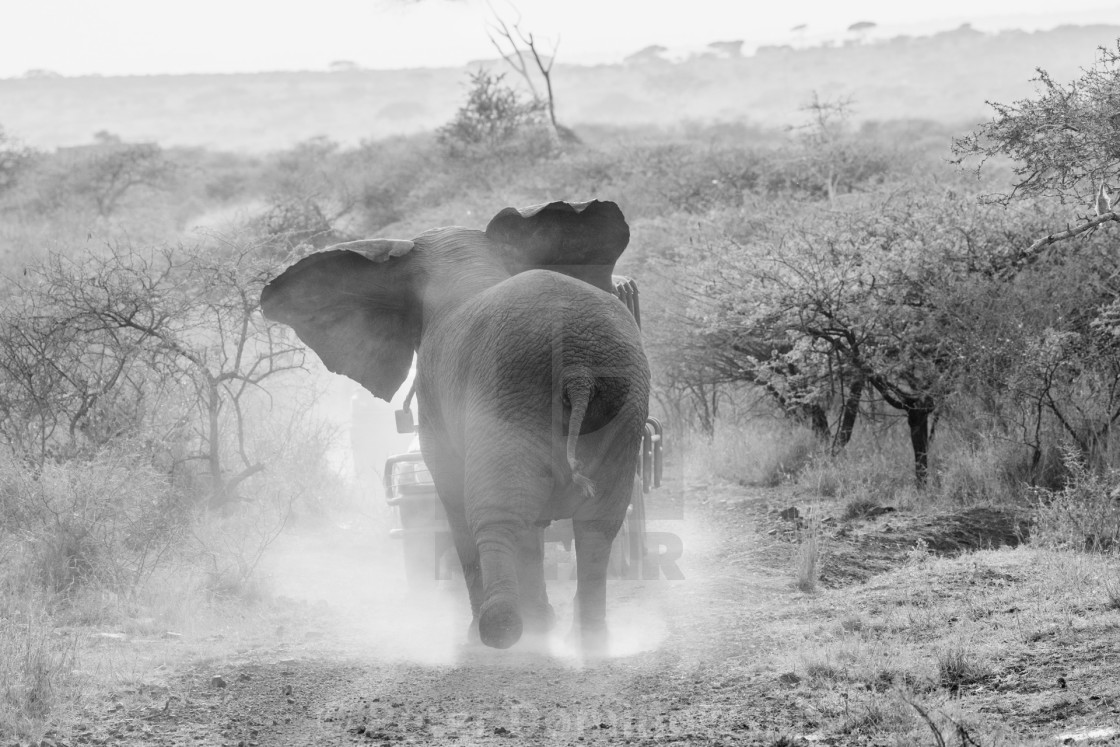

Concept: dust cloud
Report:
left=254, top=374, right=729, bottom=667
left=256, top=513, right=687, bottom=666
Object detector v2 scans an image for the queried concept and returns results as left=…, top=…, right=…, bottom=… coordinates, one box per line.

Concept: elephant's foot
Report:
left=479, top=596, right=523, bottom=649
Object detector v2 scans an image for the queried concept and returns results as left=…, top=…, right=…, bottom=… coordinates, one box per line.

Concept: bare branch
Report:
left=486, top=6, right=563, bottom=135
left=1000, top=211, right=1120, bottom=277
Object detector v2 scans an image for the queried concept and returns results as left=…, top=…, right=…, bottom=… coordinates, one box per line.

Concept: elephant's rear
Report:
left=530, top=271, right=651, bottom=518
left=446, top=270, right=651, bottom=650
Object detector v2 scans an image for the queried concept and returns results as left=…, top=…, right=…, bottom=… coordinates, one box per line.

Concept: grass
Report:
left=0, top=592, right=80, bottom=735
left=1104, top=572, right=1120, bottom=610
left=789, top=423, right=1060, bottom=510
left=683, top=420, right=818, bottom=488
left=796, top=510, right=822, bottom=593
left=680, top=417, right=1048, bottom=514
left=1034, top=452, right=1120, bottom=552
left=759, top=542, right=1120, bottom=744
left=936, top=646, right=991, bottom=695
left=799, top=447, right=916, bottom=506
left=841, top=497, right=882, bottom=521
left=839, top=699, right=912, bottom=736
left=0, top=448, right=338, bottom=740
left=933, top=434, right=1032, bottom=505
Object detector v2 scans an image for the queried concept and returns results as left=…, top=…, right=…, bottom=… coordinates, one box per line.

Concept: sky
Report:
left=2, top=0, right=1119, bottom=78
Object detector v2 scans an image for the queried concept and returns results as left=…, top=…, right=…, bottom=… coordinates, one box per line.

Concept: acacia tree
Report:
left=0, top=242, right=309, bottom=507
left=437, top=69, right=547, bottom=158
left=953, top=40, right=1120, bottom=267
left=0, top=125, right=34, bottom=196
left=687, top=188, right=1041, bottom=485
left=787, top=94, right=894, bottom=205
left=20, top=131, right=178, bottom=217
left=949, top=39, right=1120, bottom=472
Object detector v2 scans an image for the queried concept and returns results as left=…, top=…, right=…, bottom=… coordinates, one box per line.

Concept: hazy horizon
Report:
left=4, top=0, right=1120, bottom=79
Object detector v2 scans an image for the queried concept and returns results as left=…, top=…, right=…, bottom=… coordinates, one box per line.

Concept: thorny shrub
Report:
left=0, top=594, right=79, bottom=736
left=0, top=449, right=185, bottom=596
left=1034, top=448, right=1120, bottom=552
left=437, top=69, right=551, bottom=161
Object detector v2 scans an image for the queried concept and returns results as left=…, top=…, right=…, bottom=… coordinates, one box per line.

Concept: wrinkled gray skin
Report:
left=261, top=200, right=650, bottom=654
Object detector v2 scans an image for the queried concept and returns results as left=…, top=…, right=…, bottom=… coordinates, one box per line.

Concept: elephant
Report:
left=260, top=199, right=650, bottom=654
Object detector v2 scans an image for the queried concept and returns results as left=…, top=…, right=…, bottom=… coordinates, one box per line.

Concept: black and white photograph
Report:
left=2, top=1, right=1120, bottom=744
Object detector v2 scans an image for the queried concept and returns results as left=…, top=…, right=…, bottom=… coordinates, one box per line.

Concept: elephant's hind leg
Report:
left=444, top=505, right=485, bottom=644
left=516, top=526, right=554, bottom=637
left=572, top=517, right=623, bottom=657
left=474, top=519, right=524, bottom=649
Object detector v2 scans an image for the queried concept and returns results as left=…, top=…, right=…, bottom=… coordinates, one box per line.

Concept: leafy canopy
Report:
left=954, top=40, right=1120, bottom=207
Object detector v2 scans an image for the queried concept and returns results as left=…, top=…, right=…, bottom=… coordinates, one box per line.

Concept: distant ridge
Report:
left=2, top=24, right=1117, bottom=151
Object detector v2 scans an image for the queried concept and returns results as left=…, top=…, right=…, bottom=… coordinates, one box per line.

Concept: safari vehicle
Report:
left=382, top=277, right=664, bottom=586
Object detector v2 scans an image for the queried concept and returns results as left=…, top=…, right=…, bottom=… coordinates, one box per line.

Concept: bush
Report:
left=0, top=450, right=184, bottom=596
left=936, top=646, right=991, bottom=693
left=1034, top=450, right=1120, bottom=552
left=437, top=70, right=552, bottom=161
left=0, top=593, right=79, bottom=736
left=933, top=435, right=1026, bottom=504
left=685, top=420, right=818, bottom=487
left=800, top=449, right=913, bottom=505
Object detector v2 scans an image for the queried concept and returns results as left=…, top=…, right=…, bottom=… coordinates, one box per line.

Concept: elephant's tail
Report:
left=564, top=373, right=596, bottom=498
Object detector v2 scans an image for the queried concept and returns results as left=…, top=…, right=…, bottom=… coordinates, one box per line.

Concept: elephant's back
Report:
left=417, top=269, right=649, bottom=435
left=486, top=270, right=649, bottom=407
left=488, top=269, right=640, bottom=333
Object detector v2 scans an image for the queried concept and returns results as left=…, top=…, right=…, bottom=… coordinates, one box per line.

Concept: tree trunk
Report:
left=807, top=405, right=830, bottom=441
left=206, top=378, right=228, bottom=508
left=831, top=377, right=864, bottom=455
left=693, top=386, right=715, bottom=437
left=907, top=406, right=933, bottom=487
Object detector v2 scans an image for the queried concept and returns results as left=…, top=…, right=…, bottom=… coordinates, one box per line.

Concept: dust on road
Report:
left=61, top=482, right=1110, bottom=747
left=81, top=483, right=812, bottom=746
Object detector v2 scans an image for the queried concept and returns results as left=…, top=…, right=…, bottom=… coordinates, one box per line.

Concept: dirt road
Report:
left=71, top=483, right=824, bottom=746
left=64, top=484, right=1114, bottom=747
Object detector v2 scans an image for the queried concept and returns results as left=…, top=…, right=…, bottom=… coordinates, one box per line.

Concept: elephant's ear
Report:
left=484, top=200, right=629, bottom=292
left=260, top=239, right=420, bottom=402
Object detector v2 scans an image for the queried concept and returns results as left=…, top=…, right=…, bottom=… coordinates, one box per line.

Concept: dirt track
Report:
left=70, top=483, right=826, bottom=747
left=61, top=483, right=1109, bottom=747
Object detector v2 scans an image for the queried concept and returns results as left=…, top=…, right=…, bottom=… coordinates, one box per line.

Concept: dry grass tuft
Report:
left=934, top=436, right=1026, bottom=505
left=804, top=660, right=842, bottom=684
left=840, top=701, right=911, bottom=736
left=0, top=590, right=80, bottom=738
left=841, top=498, right=881, bottom=521
left=1104, top=573, right=1120, bottom=611
left=798, top=449, right=913, bottom=505
left=796, top=510, right=822, bottom=593
left=936, top=646, right=991, bottom=694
